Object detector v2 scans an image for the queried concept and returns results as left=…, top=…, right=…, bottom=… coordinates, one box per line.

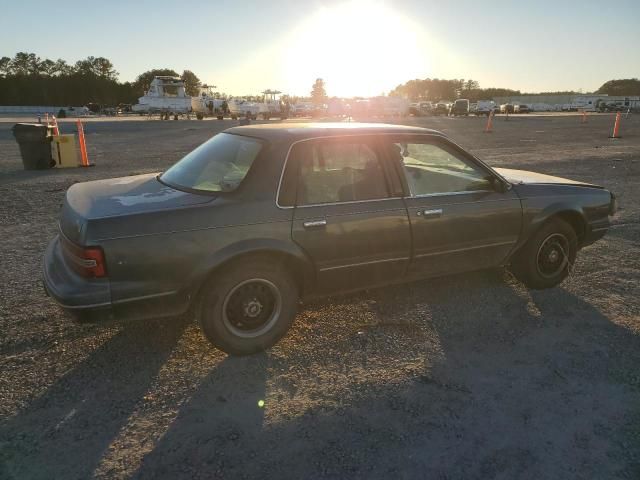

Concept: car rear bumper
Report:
left=43, top=235, right=190, bottom=322
left=43, top=235, right=112, bottom=311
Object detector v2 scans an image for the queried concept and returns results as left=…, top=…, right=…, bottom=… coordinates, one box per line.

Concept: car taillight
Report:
left=62, top=238, right=107, bottom=278
left=81, top=247, right=107, bottom=278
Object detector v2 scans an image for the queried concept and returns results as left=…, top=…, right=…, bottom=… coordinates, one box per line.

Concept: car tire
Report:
left=510, top=218, right=578, bottom=289
left=198, top=257, right=299, bottom=355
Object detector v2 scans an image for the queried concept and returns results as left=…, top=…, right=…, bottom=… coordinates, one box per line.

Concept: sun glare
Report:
left=284, top=1, right=428, bottom=97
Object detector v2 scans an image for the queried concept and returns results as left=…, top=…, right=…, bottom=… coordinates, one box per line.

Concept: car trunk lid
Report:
left=60, top=173, right=214, bottom=244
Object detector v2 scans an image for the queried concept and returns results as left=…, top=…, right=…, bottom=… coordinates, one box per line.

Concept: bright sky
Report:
left=1, top=0, right=638, bottom=97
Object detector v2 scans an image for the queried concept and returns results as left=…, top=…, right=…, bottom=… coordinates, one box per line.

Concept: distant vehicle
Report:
left=85, top=103, right=101, bottom=114
left=58, top=106, right=90, bottom=118
left=116, top=103, right=133, bottom=114
left=351, top=97, right=409, bottom=118
left=293, top=102, right=315, bottom=117
left=327, top=98, right=346, bottom=117
left=409, top=101, right=433, bottom=116
left=500, top=104, right=515, bottom=114
left=43, top=123, right=617, bottom=355
left=371, top=96, right=410, bottom=117
left=420, top=101, right=434, bottom=113
left=191, top=85, right=226, bottom=120
left=258, top=90, right=288, bottom=120
left=475, top=100, right=497, bottom=116
left=598, top=101, right=628, bottom=113
left=561, top=104, right=579, bottom=112
left=433, top=102, right=450, bottom=116
left=131, top=76, right=192, bottom=119
left=351, top=99, right=372, bottom=117
left=514, top=104, right=531, bottom=114
left=227, top=98, right=261, bottom=120
left=449, top=99, right=470, bottom=116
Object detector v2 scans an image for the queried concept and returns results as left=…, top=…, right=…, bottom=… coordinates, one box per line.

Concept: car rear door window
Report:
left=294, top=140, right=389, bottom=205
left=161, top=133, right=263, bottom=193
left=391, top=142, right=492, bottom=195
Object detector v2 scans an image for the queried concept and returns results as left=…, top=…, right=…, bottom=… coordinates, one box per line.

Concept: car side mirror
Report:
left=487, top=175, right=509, bottom=193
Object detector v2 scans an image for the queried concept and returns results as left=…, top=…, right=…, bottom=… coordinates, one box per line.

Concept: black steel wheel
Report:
left=536, top=233, right=570, bottom=279
left=511, top=217, right=578, bottom=289
left=222, top=279, right=282, bottom=338
left=198, top=257, right=299, bottom=355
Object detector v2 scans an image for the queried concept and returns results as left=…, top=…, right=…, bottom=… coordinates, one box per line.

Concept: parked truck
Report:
left=449, top=99, right=470, bottom=116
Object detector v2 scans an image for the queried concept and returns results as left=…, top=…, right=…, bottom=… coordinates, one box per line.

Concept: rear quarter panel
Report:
left=101, top=200, right=295, bottom=309
left=95, top=138, right=304, bottom=311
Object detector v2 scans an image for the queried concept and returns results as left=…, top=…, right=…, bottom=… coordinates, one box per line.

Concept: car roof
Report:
left=225, top=122, right=443, bottom=142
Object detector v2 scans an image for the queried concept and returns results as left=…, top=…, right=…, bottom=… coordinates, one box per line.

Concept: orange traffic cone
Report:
left=76, top=119, right=93, bottom=166
left=484, top=110, right=494, bottom=133
left=609, top=112, right=622, bottom=138
left=51, top=115, right=60, bottom=135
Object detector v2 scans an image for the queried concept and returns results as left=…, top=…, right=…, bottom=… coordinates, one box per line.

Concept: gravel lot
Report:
left=1, top=114, right=639, bottom=479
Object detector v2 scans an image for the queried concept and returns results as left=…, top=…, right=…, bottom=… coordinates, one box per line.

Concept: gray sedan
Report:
left=43, top=123, right=616, bottom=354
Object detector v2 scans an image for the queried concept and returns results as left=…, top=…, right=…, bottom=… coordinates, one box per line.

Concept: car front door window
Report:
left=394, top=142, right=492, bottom=196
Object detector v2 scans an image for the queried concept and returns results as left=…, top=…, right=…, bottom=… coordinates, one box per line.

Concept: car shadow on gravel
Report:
left=1, top=272, right=638, bottom=479
left=0, top=315, right=190, bottom=480
left=130, top=271, right=640, bottom=479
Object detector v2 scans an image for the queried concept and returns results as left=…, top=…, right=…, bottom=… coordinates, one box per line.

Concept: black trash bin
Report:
left=12, top=123, right=54, bottom=170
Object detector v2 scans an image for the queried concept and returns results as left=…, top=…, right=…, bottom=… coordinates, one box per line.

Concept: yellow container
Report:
left=52, top=134, right=79, bottom=168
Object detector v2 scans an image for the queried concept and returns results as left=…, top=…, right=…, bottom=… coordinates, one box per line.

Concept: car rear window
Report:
left=160, top=133, right=263, bottom=193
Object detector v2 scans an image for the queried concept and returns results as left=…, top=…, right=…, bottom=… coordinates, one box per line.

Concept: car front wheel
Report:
left=511, top=218, right=578, bottom=289
left=198, top=258, right=299, bottom=355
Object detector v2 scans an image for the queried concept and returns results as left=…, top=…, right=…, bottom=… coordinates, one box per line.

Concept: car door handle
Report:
left=417, top=208, right=443, bottom=218
left=303, top=219, right=327, bottom=229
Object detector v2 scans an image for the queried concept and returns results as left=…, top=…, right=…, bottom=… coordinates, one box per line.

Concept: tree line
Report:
left=0, top=52, right=203, bottom=106
left=390, top=77, right=640, bottom=101
left=1, top=52, right=639, bottom=106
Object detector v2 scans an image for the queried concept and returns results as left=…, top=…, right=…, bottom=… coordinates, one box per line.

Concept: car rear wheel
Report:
left=198, top=258, right=299, bottom=355
left=511, top=218, right=578, bottom=289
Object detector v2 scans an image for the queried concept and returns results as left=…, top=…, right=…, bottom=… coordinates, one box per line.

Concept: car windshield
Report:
left=160, top=133, right=263, bottom=193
